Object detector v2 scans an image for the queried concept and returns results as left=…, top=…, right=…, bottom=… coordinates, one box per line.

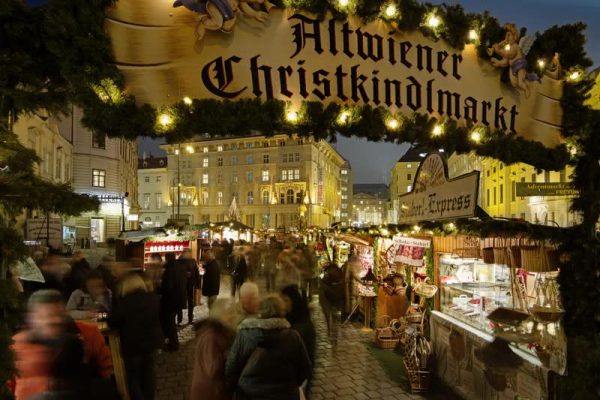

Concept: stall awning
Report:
left=215, top=221, right=253, bottom=231
left=117, top=228, right=166, bottom=242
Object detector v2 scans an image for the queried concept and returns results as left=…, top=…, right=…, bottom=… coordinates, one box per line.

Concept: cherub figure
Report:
left=173, top=0, right=272, bottom=41
left=487, top=23, right=538, bottom=98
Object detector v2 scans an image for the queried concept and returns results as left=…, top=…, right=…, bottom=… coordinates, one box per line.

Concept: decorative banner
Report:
left=515, top=182, right=578, bottom=197
left=398, top=153, right=479, bottom=224
left=106, top=4, right=564, bottom=147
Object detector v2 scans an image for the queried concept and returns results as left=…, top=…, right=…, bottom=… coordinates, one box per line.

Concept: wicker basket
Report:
left=375, top=315, right=400, bottom=350
left=375, top=334, right=400, bottom=350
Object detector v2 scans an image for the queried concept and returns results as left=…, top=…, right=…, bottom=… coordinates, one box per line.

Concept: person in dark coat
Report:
left=230, top=250, right=247, bottom=298
left=319, top=262, right=345, bottom=344
left=202, top=250, right=221, bottom=309
left=176, top=248, right=200, bottom=325
left=108, top=273, right=163, bottom=400
left=225, top=295, right=311, bottom=400
left=281, top=284, right=316, bottom=398
left=64, top=251, right=91, bottom=297
left=160, top=253, right=186, bottom=351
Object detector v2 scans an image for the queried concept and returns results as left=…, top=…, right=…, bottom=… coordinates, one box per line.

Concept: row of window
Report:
left=157, top=189, right=305, bottom=207
left=187, top=139, right=304, bottom=154
left=194, top=153, right=301, bottom=168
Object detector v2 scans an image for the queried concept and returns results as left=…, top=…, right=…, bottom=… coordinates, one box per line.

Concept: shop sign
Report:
left=515, top=182, right=578, bottom=196
left=398, top=153, right=479, bottom=224
left=107, top=6, right=564, bottom=147
left=396, top=237, right=431, bottom=248
left=26, top=218, right=63, bottom=249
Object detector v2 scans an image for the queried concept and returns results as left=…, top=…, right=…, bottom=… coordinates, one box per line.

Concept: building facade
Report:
left=448, top=153, right=578, bottom=227
left=389, top=146, right=426, bottom=224
left=12, top=111, right=74, bottom=248
left=138, top=156, right=169, bottom=228
left=56, top=107, right=139, bottom=243
left=339, top=161, right=353, bottom=227
left=160, top=134, right=346, bottom=230
left=351, top=184, right=389, bottom=227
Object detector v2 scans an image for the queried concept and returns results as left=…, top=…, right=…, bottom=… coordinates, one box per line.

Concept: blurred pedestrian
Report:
left=202, top=249, right=221, bottom=309
left=341, top=249, right=362, bottom=320
left=232, top=282, right=260, bottom=327
left=319, top=262, right=344, bottom=344
left=281, top=285, right=316, bottom=398
left=225, top=295, right=311, bottom=400
left=145, top=253, right=164, bottom=292
left=27, top=334, right=120, bottom=400
left=66, top=270, right=112, bottom=320
left=263, top=242, right=280, bottom=292
left=160, top=252, right=186, bottom=351
left=177, top=248, right=200, bottom=325
left=64, top=251, right=91, bottom=297
left=97, top=255, right=117, bottom=294
left=11, top=290, right=113, bottom=400
left=230, top=248, right=247, bottom=297
left=109, top=273, right=163, bottom=400
left=190, top=318, right=235, bottom=400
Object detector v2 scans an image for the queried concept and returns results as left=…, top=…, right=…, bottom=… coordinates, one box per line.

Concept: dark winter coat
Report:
left=231, top=255, right=247, bottom=284
left=319, top=265, right=345, bottom=312
left=108, top=290, right=163, bottom=357
left=178, top=257, right=200, bottom=290
left=225, top=318, right=311, bottom=400
left=202, top=259, right=221, bottom=297
left=160, top=261, right=187, bottom=312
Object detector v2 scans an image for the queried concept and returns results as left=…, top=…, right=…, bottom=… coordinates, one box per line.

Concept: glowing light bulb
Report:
left=384, top=4, right=397, bottom=17
left=159, top=114, right=172, bottom=127
left=338, top=111, right=350, bottom=124
left=569, top=71, right=581, bottom=81
left=470, top=130, right=482, bottom=143
left=537, top=59, right=545, bottom=69
left=413, top=225, right=421, bottom=233
left=387, top=118, right=399, bottom=130
left=183, top=96, right=192, bottom=105
left=446, top=222, right=456, bottom=231
left=468, top=29, right=479, bottom=41
left=286, top=111, right=298, bottom=122
left=185, top=145, right=194, bottom=153
left=338, top=0, right=349, bottom=7
left=432, top=124, right=443, bottom=136
left=504, top=44, right=511, bottom=51
left=427, top=15, right=440, bottom=28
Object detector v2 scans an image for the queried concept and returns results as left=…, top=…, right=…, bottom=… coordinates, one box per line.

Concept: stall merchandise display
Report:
left=143, top=239, right=191, bottom=267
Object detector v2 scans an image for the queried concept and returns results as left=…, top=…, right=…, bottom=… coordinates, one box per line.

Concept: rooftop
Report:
left=398, top=146, right=429, bottom=163
left=353, top=183, right=389, bottom=199
left=138, top=156, right=167, bottom=169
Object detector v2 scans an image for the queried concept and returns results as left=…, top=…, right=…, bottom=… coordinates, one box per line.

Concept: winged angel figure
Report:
left=487, top=23, right=538, bottom=98
left=173, top=0, right=273, bottom=41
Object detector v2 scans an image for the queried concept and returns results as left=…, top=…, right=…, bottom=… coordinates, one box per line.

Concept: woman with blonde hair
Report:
left=108, top=272, right=163, bottom=400
left=225, top=295, right=311, bottom=400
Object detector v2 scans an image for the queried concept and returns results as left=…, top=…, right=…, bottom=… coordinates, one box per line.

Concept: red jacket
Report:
left=11, top=321, right=113, bottom=400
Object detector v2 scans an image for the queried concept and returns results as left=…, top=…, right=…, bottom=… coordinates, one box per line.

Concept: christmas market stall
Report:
left=396, top=153, right=566, bottom=398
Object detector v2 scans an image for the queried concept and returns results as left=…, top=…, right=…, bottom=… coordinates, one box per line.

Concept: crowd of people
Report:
left=8, top=238, right=364, bottom=400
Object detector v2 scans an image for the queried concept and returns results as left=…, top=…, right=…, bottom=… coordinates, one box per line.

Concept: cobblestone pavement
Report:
left=155, top=277, right=423, bottom=400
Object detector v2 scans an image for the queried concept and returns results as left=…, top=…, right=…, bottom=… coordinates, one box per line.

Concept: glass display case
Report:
left=439, top=254, right=513, bottom=334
